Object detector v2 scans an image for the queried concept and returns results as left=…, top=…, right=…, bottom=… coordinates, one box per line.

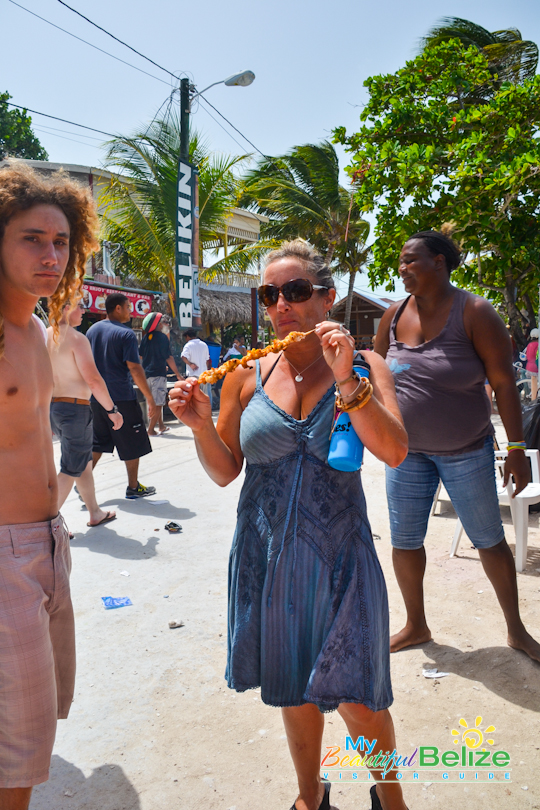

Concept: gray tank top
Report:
left=386, top=287, right=493, bottom=455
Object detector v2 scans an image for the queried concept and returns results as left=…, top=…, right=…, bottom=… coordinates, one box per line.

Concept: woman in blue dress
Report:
left=169, top=240, right=409, bottom=810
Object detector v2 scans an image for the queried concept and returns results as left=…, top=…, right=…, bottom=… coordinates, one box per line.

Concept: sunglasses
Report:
left=258, top=278, right=328, bottom=308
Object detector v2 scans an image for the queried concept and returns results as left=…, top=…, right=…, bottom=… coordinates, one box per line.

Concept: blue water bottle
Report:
left=327, top=363, right=370, bottom=472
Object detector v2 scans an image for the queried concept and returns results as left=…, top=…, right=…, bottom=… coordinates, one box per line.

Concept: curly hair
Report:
left=0, top=161, right=100, bottom=358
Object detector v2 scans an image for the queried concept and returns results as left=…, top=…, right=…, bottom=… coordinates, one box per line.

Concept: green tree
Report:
left=421, top=17, right=538, bottom=87
left=334, top=41, right=540, bottom=347
left=240, top=142, right=370, bottom=329
left=100, top=111, right=249, bottom=299
left=0, top=92, right=48, bottom=160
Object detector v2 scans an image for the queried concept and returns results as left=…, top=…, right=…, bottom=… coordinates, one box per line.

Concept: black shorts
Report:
left=91, top=399, right=152, bottom=461
left=50, top=401, right=93, bottom=477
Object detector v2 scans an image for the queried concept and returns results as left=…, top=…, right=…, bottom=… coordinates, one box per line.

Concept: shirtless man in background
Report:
left=0, top=163, right=98, bottom=809
left=48, top=300, right=123, bottom=527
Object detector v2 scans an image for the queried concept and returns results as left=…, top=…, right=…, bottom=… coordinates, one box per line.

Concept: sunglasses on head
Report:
left=257, top=278, right=328, bottom=308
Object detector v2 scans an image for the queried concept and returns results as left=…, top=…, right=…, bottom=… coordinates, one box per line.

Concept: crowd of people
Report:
left=1, top=163, right=539, bottom=810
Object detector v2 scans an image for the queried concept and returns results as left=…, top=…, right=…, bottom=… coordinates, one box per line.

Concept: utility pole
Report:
left=180, top=78, right=190, bottom=161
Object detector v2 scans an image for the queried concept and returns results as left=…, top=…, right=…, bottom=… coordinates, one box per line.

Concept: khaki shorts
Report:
left=0, top=515, right=75, bottom=788
left=147, top=375, right=168, bottom=407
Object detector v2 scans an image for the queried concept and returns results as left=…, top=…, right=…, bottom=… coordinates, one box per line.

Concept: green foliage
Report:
left=0, top=92, right=48, bottom=160
left=239, top=141, right=370, bottom=328
left=421, top=17, right=538, bottom=87
left=334, top=41, right=540, bottom=346
left=100, top=110, right=249, bottom=293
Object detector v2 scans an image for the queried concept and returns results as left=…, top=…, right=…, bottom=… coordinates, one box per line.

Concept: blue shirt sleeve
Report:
left=123, top=331, right=141, bottom=365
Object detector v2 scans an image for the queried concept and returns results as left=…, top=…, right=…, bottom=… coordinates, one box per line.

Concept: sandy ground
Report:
left=29, top=416, right=540, bottom=810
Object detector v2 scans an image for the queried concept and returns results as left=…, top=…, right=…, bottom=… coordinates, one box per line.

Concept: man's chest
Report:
left=1, top=329, right=52, bottom=413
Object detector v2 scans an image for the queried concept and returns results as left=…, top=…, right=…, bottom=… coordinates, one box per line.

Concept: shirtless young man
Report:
left=0, top=163, right=98, bottom=809
left=47, top=301, right=123, bottom=527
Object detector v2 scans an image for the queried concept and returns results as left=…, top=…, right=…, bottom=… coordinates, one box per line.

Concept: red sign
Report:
left=82, top=283, right=154, bottom=317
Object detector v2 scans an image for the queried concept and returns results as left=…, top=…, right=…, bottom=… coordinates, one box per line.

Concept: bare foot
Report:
left=508, top=630, right=540, bottom=663
left=390, top=624, right=432, bottom=653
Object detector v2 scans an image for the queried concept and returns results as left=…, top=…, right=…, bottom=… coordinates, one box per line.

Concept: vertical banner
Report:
left=192, top=170, right=201, bottom=322
left=175, top=160, right=194, bottom=327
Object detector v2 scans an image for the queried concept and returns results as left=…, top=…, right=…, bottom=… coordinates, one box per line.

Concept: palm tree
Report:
left=421, top=17, right=538, bottom=86
left=100, top=110, right=249, bottom=299
left=239, top=141, right=371, bottom=329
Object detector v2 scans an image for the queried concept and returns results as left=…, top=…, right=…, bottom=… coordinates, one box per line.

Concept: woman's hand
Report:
left=315, top=321, right=356, bottom=382
left=168, top=377, right=212, bottom=432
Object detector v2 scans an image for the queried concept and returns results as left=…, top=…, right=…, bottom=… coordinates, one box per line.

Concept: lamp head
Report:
left=224, top=70, right=255, bottom=87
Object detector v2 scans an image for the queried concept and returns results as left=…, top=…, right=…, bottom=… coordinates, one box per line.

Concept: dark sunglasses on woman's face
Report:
left=257, top=278, right=328, bottom=308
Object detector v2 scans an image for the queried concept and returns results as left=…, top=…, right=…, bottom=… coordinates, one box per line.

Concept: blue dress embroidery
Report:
left=226, top=361, right=393, bottom=712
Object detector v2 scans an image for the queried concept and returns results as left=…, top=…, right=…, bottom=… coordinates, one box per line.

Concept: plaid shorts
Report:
left=0, top=515, right=76, bottom=788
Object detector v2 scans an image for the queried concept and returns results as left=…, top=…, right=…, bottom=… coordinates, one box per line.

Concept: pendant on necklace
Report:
left=295, top=374, right=303, bottom=382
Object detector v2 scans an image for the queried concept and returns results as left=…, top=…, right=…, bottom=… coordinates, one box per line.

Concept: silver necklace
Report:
left=283, top=351, right=324, bottom=383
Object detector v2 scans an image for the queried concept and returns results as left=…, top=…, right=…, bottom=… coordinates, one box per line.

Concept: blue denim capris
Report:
left=385, top=435, right=505, bottom=550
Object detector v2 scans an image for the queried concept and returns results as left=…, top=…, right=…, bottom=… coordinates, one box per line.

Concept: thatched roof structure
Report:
left=199, top=288, right=255, bottom=327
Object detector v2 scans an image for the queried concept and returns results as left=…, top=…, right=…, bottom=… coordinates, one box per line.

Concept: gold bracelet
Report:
left=338, top=376, right=364, bottom=402
left=335, top=380, right=373, bottom=412
left=335, top=371, right=358, bottom=387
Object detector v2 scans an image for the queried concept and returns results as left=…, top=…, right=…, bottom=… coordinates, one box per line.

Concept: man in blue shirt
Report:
left=87, top=292, right=157, bottom=498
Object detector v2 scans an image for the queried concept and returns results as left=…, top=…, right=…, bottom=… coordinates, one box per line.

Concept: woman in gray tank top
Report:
left=375, top=230, right=540, bottom=665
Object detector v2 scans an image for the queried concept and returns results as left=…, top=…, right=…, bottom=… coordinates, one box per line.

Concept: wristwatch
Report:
left=106, top=405, right=119, bottom=414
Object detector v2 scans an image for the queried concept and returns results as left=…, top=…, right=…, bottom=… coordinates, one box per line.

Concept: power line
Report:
left=196, top=99, right=250, bottom=152
left=33, top=127, right=104, bottom=149
left=56, top=0, right=178, bottom=80
left=5, top=102, right=115, bottom=137
left=34, top=123, right=105, bottom=142
left=7, top=0, right=169, bottom=86
left=198, top=94, right=266, bottom=157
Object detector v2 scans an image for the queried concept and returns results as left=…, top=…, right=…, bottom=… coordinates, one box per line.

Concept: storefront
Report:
left=80, top=279, right=157, bottom=341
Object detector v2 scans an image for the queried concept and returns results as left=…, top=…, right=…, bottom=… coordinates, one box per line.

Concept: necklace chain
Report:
left=283, top=351, right=324, bottom=382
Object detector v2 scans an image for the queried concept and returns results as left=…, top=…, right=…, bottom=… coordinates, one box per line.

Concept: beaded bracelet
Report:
left=335, top=371, right=358, bottom=387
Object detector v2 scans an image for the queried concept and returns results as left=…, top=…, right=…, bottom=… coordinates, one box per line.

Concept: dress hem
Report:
left=226, top=680, right=393, bottom=714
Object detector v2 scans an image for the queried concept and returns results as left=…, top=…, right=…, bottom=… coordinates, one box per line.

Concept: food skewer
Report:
left=198, top=330, right=315, bottom=385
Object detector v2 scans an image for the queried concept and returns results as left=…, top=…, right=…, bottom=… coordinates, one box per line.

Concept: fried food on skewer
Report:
left=198, top=330, right=315, bottom=385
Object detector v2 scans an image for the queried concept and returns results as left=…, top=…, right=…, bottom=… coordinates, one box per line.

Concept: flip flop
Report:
left=159, top=426, right=171, bottom=433
left=87, top=511, right=116, bottom=528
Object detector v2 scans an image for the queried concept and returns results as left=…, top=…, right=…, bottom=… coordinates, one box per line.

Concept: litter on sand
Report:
left=142, top=499, right=169, bottom=505
left=165, top=521, right=182, bottom=533
left=102, top=596, right=133, bottom=610
left=422, top=667, right=451, bottom=679
left=119, top=571, right=130, bottom=577
left=168, top=620, right=185, bottom=629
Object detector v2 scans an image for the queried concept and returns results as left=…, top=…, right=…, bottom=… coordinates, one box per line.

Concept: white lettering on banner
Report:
left=178, top=212, right=191, bottom=229
left=179, top=302, right=192, bottom=326
left=181, top=277, right=192, bottom=292
left=178, top=227, right=191, bottom=240
left=177, top=196, right=191, bottom=211
left=178, top=164, right=192, bottom=197
left=177, top=241, right=191, bottom=254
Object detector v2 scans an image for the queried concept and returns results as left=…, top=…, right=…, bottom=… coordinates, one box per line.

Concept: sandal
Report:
left=371, top=784, right=383, bottom=810
left=290, top=780, right=330, bottom=810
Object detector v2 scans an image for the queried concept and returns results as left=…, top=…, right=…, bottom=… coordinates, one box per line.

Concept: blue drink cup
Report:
left=327, top=365, right=370, bottom=472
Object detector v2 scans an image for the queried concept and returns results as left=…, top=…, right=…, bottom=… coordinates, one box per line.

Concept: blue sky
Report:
left=3, top=0, right=539, bottom=298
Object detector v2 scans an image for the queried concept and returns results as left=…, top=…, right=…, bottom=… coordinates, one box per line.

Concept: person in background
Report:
left=48, top=300, right=123, bottom=526
left=375, top=229, right=540, bottom=663
left=86, top=293, right=157, bottom=499
left=525, top=328, right=539, bottom=401
left=181, top=328, right=212, bottom=406
left=139, top=312, right=180, bottom=436
left=205, top=332, right=223, bottom=410
left=222, top=334, right=247, bottom=362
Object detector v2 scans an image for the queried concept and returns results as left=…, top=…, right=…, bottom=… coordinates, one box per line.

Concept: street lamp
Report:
left=179, top=70, right=255, bottom=160
left=175, top=70, right=255, bottom=332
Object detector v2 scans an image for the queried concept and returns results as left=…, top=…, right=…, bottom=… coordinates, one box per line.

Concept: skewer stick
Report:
left=198, top=330, right=316, bottom=385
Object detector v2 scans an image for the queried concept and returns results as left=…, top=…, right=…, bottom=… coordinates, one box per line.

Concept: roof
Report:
left=199, top=288, right=257, bottom=327
left=332, top=289, right=393, bottom=313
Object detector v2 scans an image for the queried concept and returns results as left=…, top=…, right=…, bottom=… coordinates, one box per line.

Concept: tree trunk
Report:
left=503, top=282, right=527, bottom=350
left=344, top=269, right=356, bottom=331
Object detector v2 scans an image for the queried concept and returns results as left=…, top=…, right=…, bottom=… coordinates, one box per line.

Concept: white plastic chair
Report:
left=450, top=449, right=540, bottom=572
